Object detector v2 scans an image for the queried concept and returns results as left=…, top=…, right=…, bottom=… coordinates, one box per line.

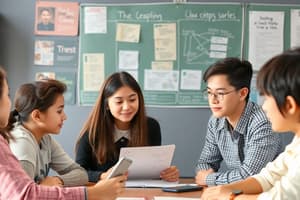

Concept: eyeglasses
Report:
left=202, top=90, right=236, bottom=101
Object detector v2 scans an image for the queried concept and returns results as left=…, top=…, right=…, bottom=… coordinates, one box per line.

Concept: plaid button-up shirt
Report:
left=195, top=101, right=281, bottom=185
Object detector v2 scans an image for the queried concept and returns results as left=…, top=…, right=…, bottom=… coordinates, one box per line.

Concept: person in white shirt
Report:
left=201, top=48, right=300, bottom=200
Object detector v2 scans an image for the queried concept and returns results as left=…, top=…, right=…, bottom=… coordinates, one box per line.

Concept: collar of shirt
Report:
left=286, top=135, right=300, bottom=153
left=216, top=101, right=254, bottom=136
left=114, top=127, right=130, bottom=142
left=15, top=124, right=50, bottom=150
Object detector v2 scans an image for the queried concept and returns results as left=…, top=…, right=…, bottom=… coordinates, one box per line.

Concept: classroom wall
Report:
left=0, top=0, right=295, bottom=177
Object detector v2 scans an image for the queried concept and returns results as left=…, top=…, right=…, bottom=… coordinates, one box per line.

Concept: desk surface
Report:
left=119, top=188, right=201, bottom=198
left=118, top=178, right=202, bottom=199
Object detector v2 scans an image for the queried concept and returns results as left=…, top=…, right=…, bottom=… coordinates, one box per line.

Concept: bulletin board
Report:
left=78, top=3, right=244, bottom=106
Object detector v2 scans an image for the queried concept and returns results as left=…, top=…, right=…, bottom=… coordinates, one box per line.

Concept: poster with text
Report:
left=248, top=11, right=284, bottom=70
left=34, top=37, right=78, bottom=67
left=34, top=40, right=54, bottom=65
left=35, top=1, right=79, bottom=36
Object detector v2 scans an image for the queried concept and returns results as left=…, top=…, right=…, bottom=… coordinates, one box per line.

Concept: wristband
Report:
left=229, top=189, right=243, bottom=200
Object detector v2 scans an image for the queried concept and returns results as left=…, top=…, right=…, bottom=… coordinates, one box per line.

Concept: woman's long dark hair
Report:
left=76, top=71, right=148, bottom=164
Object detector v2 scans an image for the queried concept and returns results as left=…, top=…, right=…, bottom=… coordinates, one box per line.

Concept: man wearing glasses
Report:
left=195, top=57, right=281, bottom=186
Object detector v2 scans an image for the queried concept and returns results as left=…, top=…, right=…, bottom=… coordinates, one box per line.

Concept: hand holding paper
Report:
left=119, top=144, right=178, bottom=187
left=160, top=165, right=179, bottom=182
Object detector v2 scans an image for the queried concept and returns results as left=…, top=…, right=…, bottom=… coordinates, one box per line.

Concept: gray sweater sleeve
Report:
left=57, top=163, right=88, bottom=187
left=19, top=160, right=35, bottom=179
left=49, top=138, right=88, bottom=186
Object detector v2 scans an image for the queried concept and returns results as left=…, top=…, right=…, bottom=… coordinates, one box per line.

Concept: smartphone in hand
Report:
left=162, top=185, right=203, bottom=193
left=106, top=157, right=132, bottom=179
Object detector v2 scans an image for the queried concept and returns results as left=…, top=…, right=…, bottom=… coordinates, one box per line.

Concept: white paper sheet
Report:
left=180, top=70, right=202, bottom=90
left=154, top=197, right=200, bottom=200
left=118, top=50, right=139, bottom=70
left=291, top=9, right=300, bottom=48
left=154, top=23, right=177, bottom=61
left=116, top=23, right=141, bottom=43
left=119, top=144, right=175, bottom=179
left=144, top=70, right=179, bottom=91
left=84, top=7, right=107, bottom=34
left=248, top=11, right=284, bottom=70
left=125, top=179, right=181, bottom=188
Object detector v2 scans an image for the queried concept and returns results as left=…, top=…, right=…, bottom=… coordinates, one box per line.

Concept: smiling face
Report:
left=206, top=74, right=245, bottom=119
left=107, top=86, right=139, bottom=130
left=38, top=94, right=67, bottom=134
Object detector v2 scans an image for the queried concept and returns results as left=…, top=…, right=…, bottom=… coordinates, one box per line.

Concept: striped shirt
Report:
left=195, top=101, right=281, bottom=185
left=0, top=135, right=86, bottom=200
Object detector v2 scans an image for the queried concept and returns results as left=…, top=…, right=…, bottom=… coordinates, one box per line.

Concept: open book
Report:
left=119, top=144, right=178, bottom=187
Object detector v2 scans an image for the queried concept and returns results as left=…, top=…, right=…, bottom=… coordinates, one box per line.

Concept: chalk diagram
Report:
left=182, top=29, right=230, bottom=65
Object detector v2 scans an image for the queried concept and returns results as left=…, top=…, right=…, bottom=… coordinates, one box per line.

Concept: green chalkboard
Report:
left=79, top=3, right=244, bottom=106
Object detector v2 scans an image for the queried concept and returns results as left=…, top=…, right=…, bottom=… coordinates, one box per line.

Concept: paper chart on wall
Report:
left=248, top=11, right=284, bottom=70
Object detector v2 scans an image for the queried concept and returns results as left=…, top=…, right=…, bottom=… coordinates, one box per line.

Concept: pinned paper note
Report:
left=116, top=23, right=141, bottom=43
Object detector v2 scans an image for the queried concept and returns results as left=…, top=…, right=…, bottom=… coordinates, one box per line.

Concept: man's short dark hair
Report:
left=203, top=57, right=253, bottom=101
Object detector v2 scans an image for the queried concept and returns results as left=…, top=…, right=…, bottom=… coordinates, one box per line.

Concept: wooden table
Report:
left=118, top=178, right=202, bottom=199
left=118, top=188, right=202, bottom=198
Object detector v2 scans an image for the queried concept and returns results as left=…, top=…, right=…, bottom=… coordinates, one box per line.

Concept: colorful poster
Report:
left=34, top=37, right=78, bottom=67
left=34, top=40, right=55, bottom=65
left=56, top=72, right=77, bottom=105
left=34, top=71, right=76, bottom=105
left=35, top=72, right=56, bottom=81
left=35, top=1, right=79, bottom=36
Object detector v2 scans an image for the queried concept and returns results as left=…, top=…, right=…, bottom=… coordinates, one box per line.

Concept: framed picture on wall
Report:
left=35, top=1, right=79, bottom=36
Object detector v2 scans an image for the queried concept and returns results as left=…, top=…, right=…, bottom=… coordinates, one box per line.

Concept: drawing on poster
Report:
left=182, top=29, right=229, bottom=65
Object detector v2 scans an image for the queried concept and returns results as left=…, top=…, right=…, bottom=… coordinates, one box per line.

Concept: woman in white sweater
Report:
left=201, top=48, right=300, bottom=200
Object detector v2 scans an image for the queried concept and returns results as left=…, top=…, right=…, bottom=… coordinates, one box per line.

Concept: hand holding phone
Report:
left=162, top=185, right=203, bottom=193
left=106, top=157, right=132, bottom=179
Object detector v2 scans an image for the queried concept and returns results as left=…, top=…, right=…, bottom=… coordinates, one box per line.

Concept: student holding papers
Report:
left=202, top=48, right=300, bottom=199
left=75, top=71, right=179, bottom=183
